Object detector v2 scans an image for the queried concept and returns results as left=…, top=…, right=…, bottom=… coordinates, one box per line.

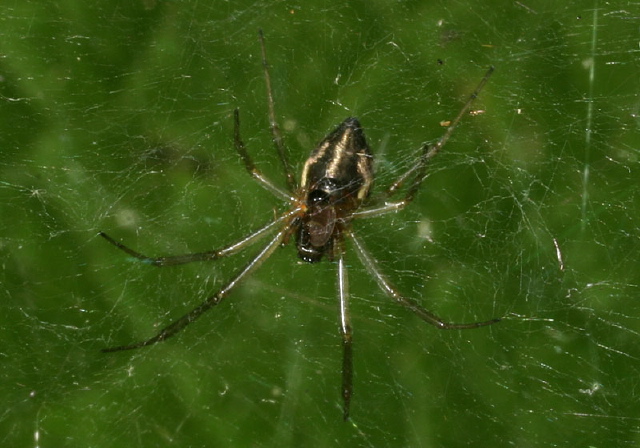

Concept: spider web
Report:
left=1, top=1, right=639, bottom=446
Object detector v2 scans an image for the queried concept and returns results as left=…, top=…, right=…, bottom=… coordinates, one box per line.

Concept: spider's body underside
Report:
left=296, top=117, right=373, bottom=263
left=100, top=30, right=499, bottom=421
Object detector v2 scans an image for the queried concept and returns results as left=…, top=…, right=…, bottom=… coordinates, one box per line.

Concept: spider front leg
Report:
left=99, top=212, right=290, bottom=267
left=335, top=236, right=353, bottom=421
left=101, top=209, right=301, bottom=353
left=349, top=231, right=500, bottom=329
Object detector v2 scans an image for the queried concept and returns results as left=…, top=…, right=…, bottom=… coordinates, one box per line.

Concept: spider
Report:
left=100, top=30, right=500, bottom=421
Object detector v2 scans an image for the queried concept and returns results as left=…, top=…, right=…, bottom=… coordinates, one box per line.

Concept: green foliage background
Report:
left=1, top=1, right=639, bottom=447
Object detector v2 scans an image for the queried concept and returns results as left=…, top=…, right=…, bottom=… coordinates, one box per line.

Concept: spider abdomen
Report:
left=300, top=117, right=374, bottom=204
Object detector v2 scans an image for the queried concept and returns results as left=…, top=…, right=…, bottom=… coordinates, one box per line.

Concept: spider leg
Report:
left=258, top=29, right=297, bottom=191
left=374, top=67, right=495, bottom=214
left=349, top=231, right=500, bottom=329
left=99, top=210, right=295, bottom=267
left=234, top=109, right=294, bottom=202
left=102, top=211, right=300, bottom=353
left=335, top=236, right=353, bottom=421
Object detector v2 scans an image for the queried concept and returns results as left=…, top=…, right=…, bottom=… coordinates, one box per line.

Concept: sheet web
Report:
left=1, top=1, right=639, bottom=446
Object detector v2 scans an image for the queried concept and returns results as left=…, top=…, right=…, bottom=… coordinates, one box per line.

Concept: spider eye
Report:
left=309, top=189, right=329, bottom=204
